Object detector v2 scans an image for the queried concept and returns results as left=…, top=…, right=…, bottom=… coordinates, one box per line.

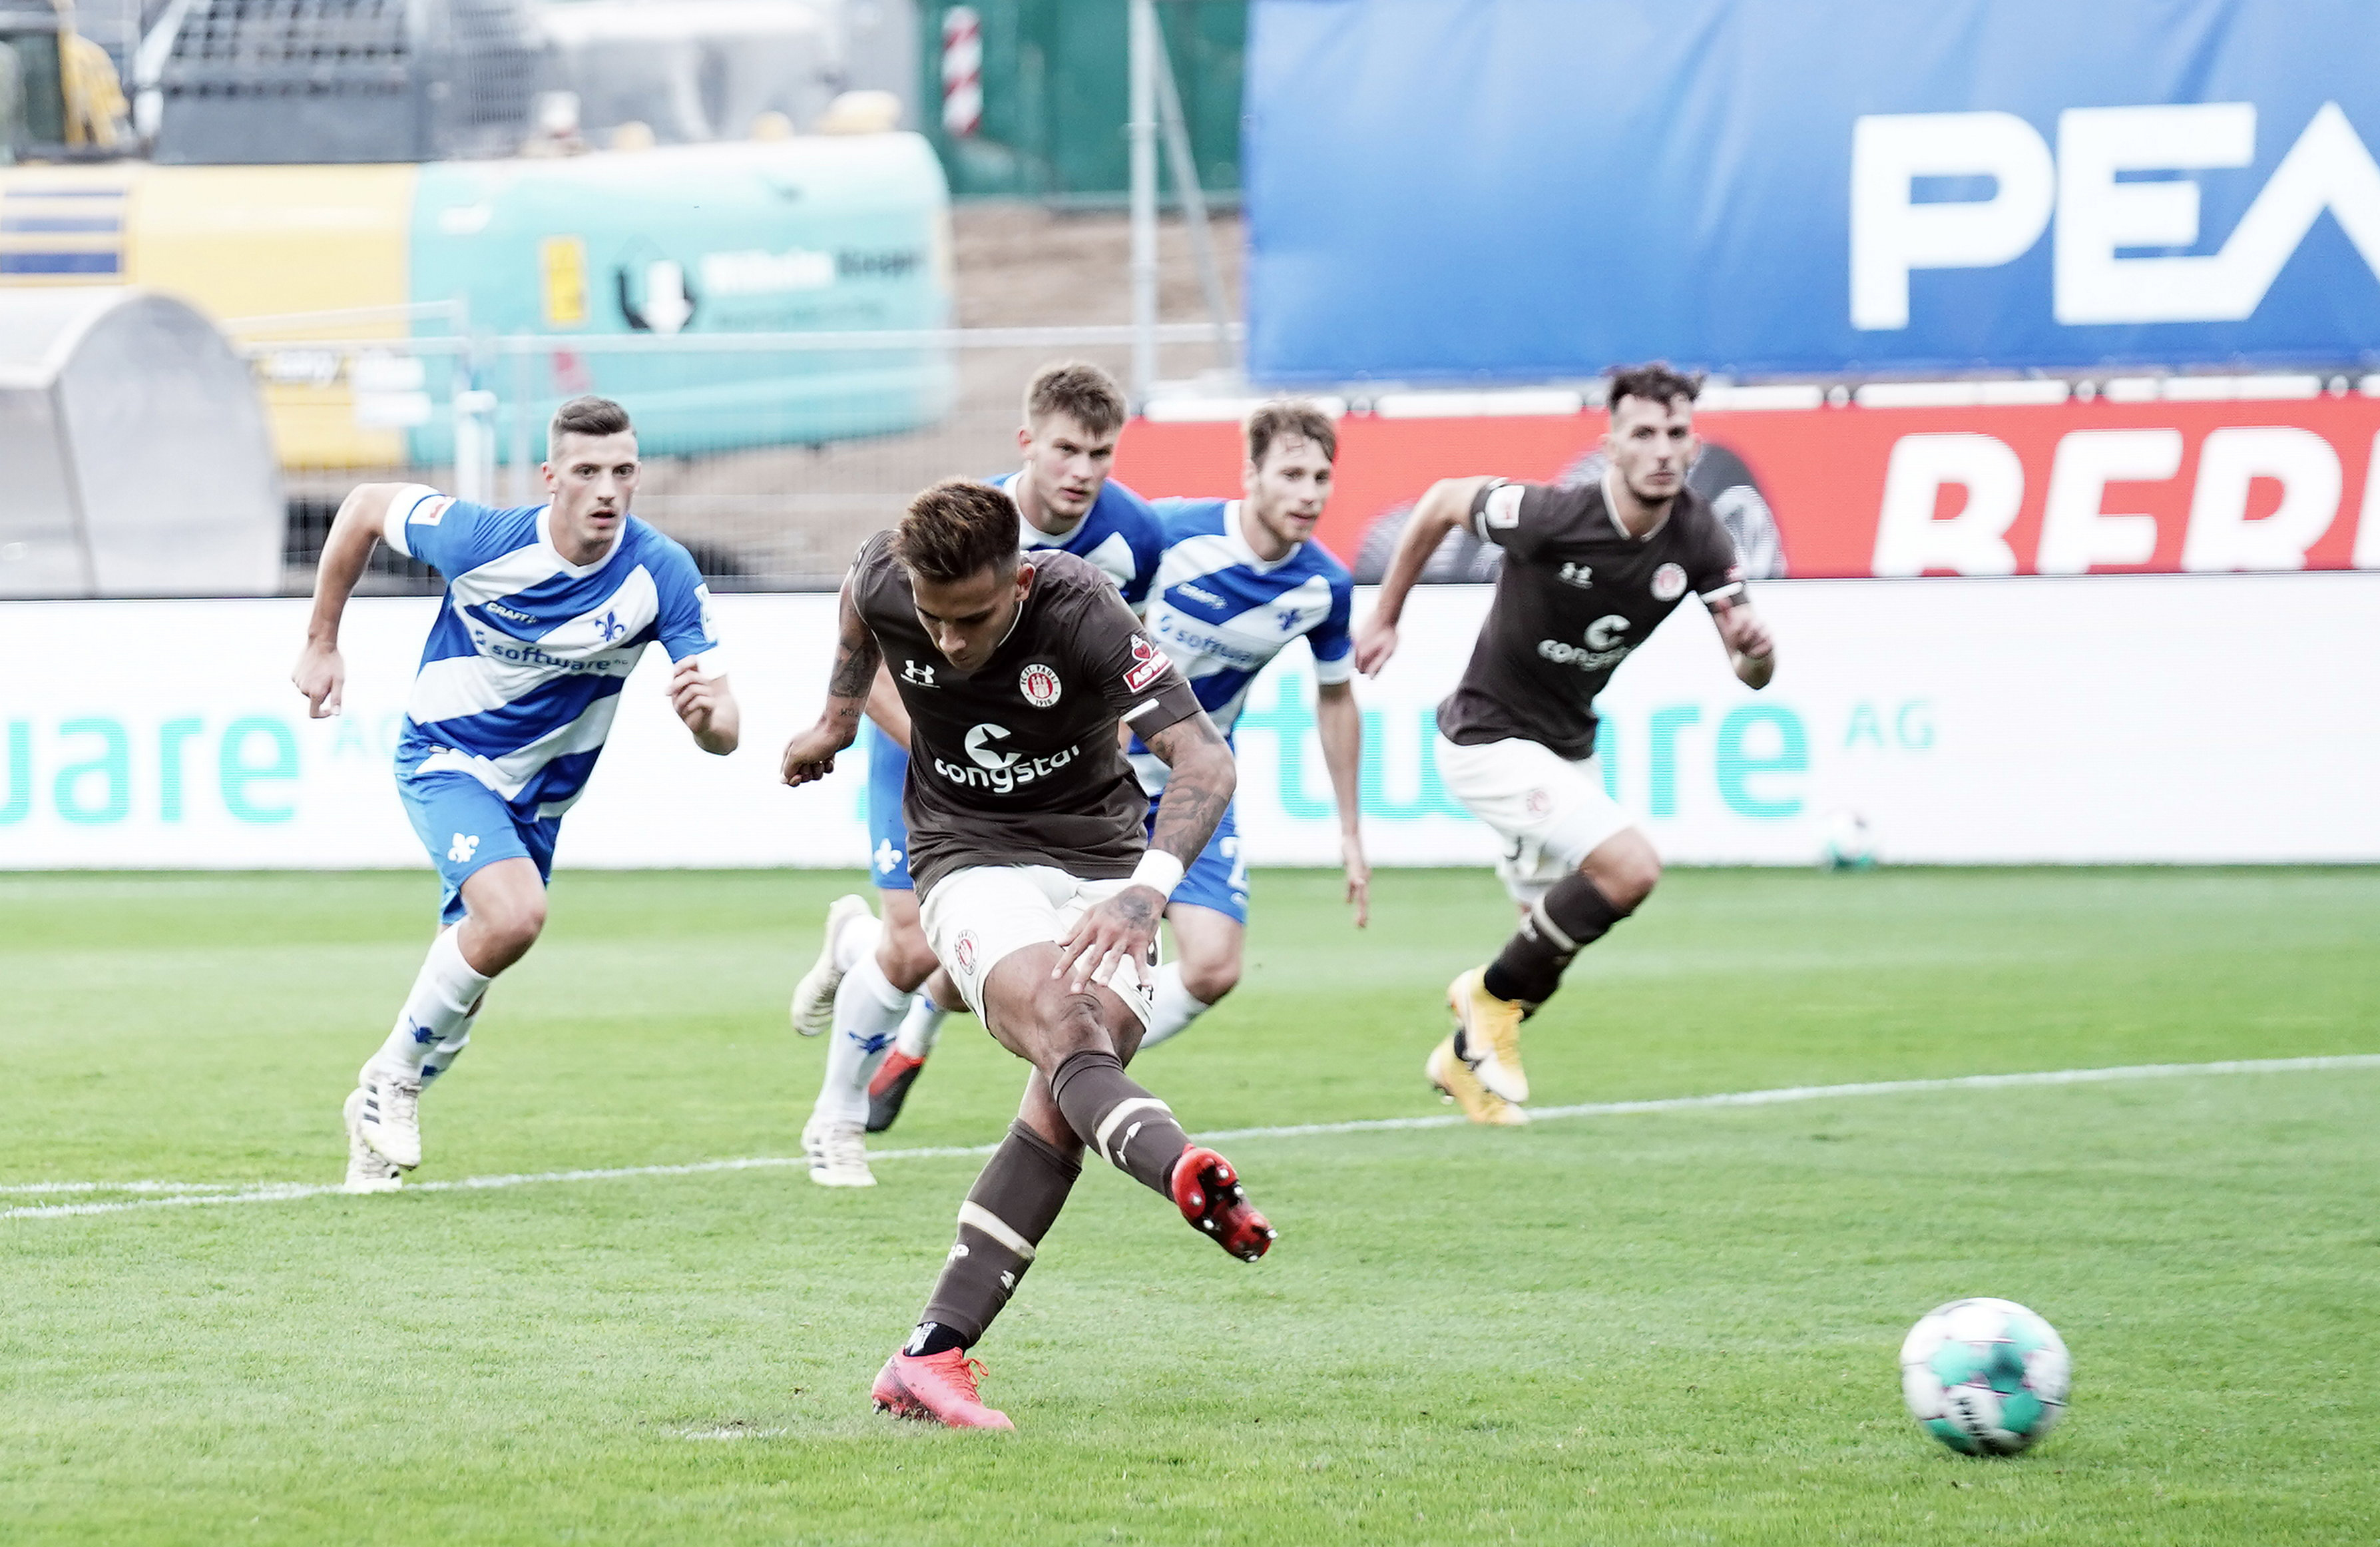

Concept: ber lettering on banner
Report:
left=1116, top=398, right=2380, bottom=582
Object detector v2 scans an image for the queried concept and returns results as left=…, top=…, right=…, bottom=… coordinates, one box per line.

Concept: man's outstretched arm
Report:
left=1053, top=709, right=1236, bottom=992
left=1711, top=596, right=1776, bottom=689
left=1315, top=679, right=1370, bottom=926
left=781, top=579, right=883, bottom=785
left=668, top=657, right=740, bottom=755
left=1353, top=475, right=1495, bottom=677
left=292, top=482, right=419, bottom=718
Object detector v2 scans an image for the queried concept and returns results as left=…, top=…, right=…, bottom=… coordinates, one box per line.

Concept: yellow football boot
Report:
left=1446, top=967, right=1529, bottom=1103
left=1426, top=1033, right=1529, bottom=1127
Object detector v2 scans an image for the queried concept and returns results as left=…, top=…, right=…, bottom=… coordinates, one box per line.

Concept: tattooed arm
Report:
left=1142, top=711, right=1236, bottom=871
left=780, top=577, right=884, bottom=786
left=1053, top=709, right=1236, bottom=991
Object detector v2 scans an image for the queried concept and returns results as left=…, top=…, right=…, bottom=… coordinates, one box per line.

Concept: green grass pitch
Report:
left=3, top=866, right=2376, bottom=1544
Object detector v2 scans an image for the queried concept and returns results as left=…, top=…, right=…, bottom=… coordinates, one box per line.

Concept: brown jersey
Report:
left=1436, top=477, right=1746, bottom=760
left=850, top=535, right=1206, bottom=895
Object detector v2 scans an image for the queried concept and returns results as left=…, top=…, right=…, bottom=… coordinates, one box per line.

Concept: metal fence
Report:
left=234, top=318, right=1240, bottom=595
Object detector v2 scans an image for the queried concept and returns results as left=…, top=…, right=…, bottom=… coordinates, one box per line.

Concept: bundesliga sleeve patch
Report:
left=1481, top=482, right=1525, bottom=530
left=1122, top=635, right=1170, bottom=693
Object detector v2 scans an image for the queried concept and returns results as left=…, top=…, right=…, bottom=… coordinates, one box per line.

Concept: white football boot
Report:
left=790, top=894, right=872, bottom=1038
left=343, top=1089, right=404, bottom=1193
left=803, top=1117, right=876, bottom=1187
left=354, top=1066, right=423, bottom=1170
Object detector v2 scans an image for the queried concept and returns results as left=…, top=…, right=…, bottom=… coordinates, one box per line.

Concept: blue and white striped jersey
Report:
left=1131, top=498, right=1355, bottom=792
left=991, top=471, right=1164, bottom=607
left=381, top=488, right=722, bottom=817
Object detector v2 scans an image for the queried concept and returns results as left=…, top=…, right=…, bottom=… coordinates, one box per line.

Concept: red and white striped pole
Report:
left=941, top=7, right=983, bottom=139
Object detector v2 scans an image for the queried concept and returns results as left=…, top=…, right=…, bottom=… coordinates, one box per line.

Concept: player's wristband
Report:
left=1130, top=850, right=1186, bottom=901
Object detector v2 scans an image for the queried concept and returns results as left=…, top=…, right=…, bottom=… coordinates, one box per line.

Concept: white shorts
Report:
left=919, top=864, right=1158, bottom=1029
left=1435, top=733, right=1640, bottom=904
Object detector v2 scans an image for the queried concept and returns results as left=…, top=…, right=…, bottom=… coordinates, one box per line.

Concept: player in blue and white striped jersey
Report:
left=1129, top=399, right=1369, bottom=1048
left=292, top=396, right=738, bottom=1192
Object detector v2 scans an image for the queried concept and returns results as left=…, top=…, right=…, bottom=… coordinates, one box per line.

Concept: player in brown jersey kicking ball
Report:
left=1355, top=364, right=1780, bottom=1125
left=781, top=478, right=1272, bottom=1430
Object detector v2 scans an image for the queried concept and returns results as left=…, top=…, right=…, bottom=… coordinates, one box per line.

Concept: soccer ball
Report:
left=1818, top=808, right=1876, bottom=870
left=1899, top=1298, right=2070, bottom=1456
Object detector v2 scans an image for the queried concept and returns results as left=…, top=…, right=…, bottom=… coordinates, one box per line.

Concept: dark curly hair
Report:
left=1605, top=362, right=1704, bottom=419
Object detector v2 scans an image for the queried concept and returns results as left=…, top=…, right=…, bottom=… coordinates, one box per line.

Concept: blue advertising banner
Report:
left=1244, top=0, right=2380, bottom=382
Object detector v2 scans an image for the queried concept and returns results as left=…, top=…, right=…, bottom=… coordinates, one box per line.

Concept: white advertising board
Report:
left=1, top=574, right=2374, bottom=870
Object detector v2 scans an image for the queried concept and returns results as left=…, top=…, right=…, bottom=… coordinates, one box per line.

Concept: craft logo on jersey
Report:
left=902, top=659, right=937, bottom=687
left=1123, top=635, right=1168, bottom=693
left=1651, top=563, right=1688, bottom=601
left=1018, top=662, right=1063, bottom=708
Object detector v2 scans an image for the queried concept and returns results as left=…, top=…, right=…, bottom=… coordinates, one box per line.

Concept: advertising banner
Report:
left=4, top=577, right=2375, bottom=874
left=1115, top=396, right=2380, bottom=581
left=1245, top=0, right=2380, bottom=380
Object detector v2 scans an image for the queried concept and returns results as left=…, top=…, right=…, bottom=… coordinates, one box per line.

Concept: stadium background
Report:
left=4, top=0, right=2375, bottom=878
left=5, top=5, right=2380, bottom=1540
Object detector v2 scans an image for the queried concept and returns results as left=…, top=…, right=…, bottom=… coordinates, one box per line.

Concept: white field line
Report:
left=7, top=1054, right=2375, bottom=1223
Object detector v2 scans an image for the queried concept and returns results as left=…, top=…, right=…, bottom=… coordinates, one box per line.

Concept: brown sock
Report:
left=1483, top=872, right=1626, bottom=1006
left=918, top=1119, right=1082, bottom=1347
left=1048, top=1048, right=1191, bottom=1196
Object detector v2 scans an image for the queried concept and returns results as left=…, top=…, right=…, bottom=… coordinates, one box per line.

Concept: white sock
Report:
left=1138, top=962, right=1212, bottom=1050
left=420, top=1011, right=477, bottom=1083
left=833, top=912, right=882, bottom=975
left=367, top=926, right=491, bottom=1082
left=811, top=954, right=907, bottom=1127
left=893, top=991, right=951, bottom=1058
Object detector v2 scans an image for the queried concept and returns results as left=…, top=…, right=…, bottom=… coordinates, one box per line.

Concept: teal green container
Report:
left=405, top=134, right=953, bottom=462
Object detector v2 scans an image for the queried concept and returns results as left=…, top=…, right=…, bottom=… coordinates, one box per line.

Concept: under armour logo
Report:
left=999, top=1271, right=1016, bottom=1291
left=903, top=659, right=936, bottom=687
left=851, top=1030, right=895, bottom=1054
left=595, top=609, right=625, bottom=643
left=409, top=1021, right=437, bottom=1046
left=1557, top=561, right=1594, bottom=588
left=874, top=838, right=903, bottom=874
left=447, top=833, right=480, bottom=863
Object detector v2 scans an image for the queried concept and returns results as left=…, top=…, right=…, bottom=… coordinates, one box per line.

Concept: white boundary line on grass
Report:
left=7, top=1054, right=2375, bottom=1223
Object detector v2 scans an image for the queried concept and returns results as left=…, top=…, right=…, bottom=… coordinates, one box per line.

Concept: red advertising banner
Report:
left=1114, top=396, right=2380, bottom=579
